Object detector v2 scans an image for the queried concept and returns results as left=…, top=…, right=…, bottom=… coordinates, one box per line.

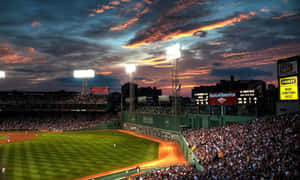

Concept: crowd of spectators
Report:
left=183, top=113, right=299, bottom=179
left=0, top=92, right=107, bottom=105
left=127, top=113, right=299, bottom=180
left=131, top=164, right=199, bottom=180
left=0, top=112, right=119, bottom=131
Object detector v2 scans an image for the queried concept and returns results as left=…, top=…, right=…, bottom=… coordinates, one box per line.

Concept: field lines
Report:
left=0, top=131, right=159, bottom=180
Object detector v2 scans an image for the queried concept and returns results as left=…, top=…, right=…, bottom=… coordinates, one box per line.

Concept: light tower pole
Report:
left=166, top=44, right=181, bottom=116
left=125, top=64, right=136, bottom=113
left=73, top=69, right=95, bottom=96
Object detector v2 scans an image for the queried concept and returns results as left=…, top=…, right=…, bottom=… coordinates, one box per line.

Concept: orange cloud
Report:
left=143, top=0, right=152, bottom=4
left=124, top=12, right=256, bottom=48
left=0, top=44, right=47, bottom=64
left=141, top=79, right=157, bottom=84
left=135, top=2, right=143, bottom=8
left=220, top=52, right=250, bottom=58
left=154, top=65, right=173, bottom=68
left=121, top=0, right=130, bottom=2
left=178, top=69, right=211, bottom=76
left=110, top=7, right=149, bottom=31
left=260, top=8, right=270, bottom=12
left=97, top=71, right=112, bottom=75
left=93, top=9, right=104, bottom=14
left=141, top=56, right=168, bottom=65
left=272, top=12, right=296, bottom=19
left=89, top=13, right=95, bottom=17
left=209, top=41, right=229, bottom=46
left=31, top=21, right=41, bottom=27
left=103, top=5, right=115, bottom=10
left=110, top=1, right=120, bottom=5
left=110, top=17, right=139, bottom=31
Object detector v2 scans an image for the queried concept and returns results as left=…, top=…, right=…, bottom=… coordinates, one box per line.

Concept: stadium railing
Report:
left=178, top=135, right=204, bottom=171
left=92, top=166, right=168, bottom=180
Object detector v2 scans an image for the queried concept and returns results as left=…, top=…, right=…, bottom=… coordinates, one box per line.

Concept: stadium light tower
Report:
left=166, top=43, right=181, bottom=116
left=0, top=71, right=5, bottom=79
left=73, top=69, right=95, bottom=96
left=125, top=64, right=136, bottom=113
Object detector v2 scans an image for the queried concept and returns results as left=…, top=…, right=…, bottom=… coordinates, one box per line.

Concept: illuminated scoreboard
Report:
left=277, top=56, right=299, bottom=101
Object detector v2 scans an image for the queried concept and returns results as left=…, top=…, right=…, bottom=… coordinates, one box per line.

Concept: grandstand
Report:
left=0, top=91, right=118, bottom=131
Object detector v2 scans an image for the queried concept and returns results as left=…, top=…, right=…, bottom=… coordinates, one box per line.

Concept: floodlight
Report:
left=125, top=64, right=136, bottom=74
left=0, top=71, right=5, bottom=79
left=166, top=43, right=181, bottom=61
left=73, top=70, right=95, bottom=78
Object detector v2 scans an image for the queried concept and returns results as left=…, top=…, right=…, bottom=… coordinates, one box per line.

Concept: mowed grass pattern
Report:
left=0, top=131, right=159, bottom=180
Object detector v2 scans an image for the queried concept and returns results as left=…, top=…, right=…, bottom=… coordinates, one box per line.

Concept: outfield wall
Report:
left=123, top=122, right=179, bottom=142
left=122, top=112, right=256, bottom=131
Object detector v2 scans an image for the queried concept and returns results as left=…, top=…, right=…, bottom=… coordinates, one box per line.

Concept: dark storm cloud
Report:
left=211, top=67, right=272, bottom=79
left=212, top=62, right=223, bottom=67
left=37, top=37, right=110, bottom=57
left=217, top=11, right=300, bottom=52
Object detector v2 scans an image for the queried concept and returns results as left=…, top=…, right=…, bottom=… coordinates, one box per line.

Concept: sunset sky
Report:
left=0, top=0, right=299, bottom=96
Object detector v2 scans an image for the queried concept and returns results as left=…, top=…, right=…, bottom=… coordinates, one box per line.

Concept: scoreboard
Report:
left=278, top=56, right=299, bottom=101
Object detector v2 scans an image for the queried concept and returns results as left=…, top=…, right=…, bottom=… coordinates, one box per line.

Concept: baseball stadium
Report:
left=0, top=56, right=300, bottom=180
left=1, top=0, right=300, bottom=179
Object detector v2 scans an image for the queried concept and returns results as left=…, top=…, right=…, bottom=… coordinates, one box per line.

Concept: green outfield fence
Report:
left=122, top=112, right=255, bottom=130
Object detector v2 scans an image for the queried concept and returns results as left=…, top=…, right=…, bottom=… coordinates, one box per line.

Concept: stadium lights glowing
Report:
left=125, top=64, right=136, bottom=74
left=166, top=43, right=181, bottom=61
left=0, top=71, right=5, bottom=79
left=73, top=70, right=95, bottom=78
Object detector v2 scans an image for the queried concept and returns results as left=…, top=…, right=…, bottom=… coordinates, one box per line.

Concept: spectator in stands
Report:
left=183, top=113, right=299, bottom=179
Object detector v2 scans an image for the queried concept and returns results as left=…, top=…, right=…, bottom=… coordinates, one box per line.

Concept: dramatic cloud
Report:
left=272, top=12, right=297, bottom=19
left=125, top=11, right=256, bottom=48
left=0, top=0, right=299, bottom=95
left=0, top=43, right=47, bottom=64
left=110, top=7, right=149, bottom=31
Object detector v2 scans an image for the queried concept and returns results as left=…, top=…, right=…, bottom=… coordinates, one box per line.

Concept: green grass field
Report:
left=0, top=131, right=159, bottom=180
left=0, top=134, right=7, bottom=140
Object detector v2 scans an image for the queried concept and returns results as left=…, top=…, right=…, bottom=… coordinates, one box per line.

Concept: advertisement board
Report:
left=280, top=76, right=298, bottom=100
left=91, top=86, right=109, bottom=93
left=209, top=92, right=237, bottom=105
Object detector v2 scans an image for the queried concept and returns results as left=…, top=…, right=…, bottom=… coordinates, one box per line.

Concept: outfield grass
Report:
left=0, top=131, right=159, bottom=180
left=0, top=134, right=7, bottom=140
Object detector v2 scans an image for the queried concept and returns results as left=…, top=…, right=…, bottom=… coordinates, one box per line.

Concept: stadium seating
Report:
left=183, top=113, right=299, bottom=179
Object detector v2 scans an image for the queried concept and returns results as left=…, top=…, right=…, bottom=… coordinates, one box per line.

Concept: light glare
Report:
left=125, top=64, right=136, bottom=74
left=166, top=43, right=181, bottom=61
left=0, top=71, right=5, bottom=78
left=73, top=70, right=95, bottom=78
